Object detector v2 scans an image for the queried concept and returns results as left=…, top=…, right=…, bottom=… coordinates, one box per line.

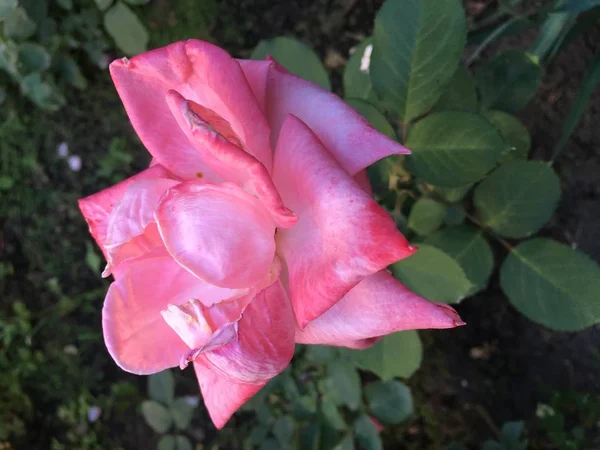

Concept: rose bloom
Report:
left=79, top=40, right=465, bottom=428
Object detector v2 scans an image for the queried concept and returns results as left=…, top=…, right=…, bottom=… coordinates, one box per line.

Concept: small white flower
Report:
left=57, top=142, right=69, bottom=158
left=87, top=406, right=102, bottom=423
left=360, top=44, right=373, bottom=73
left=63, top=344, right=78, bottom=355
left=68, top=155, right=82, bottom=172
left=184, top=395, right=200, bottom=407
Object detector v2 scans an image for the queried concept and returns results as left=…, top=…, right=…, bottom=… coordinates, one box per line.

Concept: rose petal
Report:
left=266, top=60, right=409, bottom=176
left=100, top=177, right=180, bottom=276
left=296, top=271, right=465, bottom=346
left=194, top=361, right=263, bottom=429
left=354, top=170, right=373, bottom=195
left=110, top=40, right=272, bottom=179
left=78, top=165, right=173, bottom=259
left=103, top=252, right=242, bottom=375
left=155, top=182, right=277, bottom=289
left=165, top=90, right=297, bottom=228
left=106, top=178, right=179, bottom=247
left=194, top=281, right=295, bottom=428
left=273, top=115, right=416, bottom=327
left=237, top=59, right=270, bottom=113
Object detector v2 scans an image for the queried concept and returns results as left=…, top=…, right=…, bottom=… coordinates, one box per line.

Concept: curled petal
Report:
left=166, top=90, right=297, bottom=228
left=78, top=165, right=173, bottom=260
left=101, top=177, right=180, bottom=276
left=266, top=60, right=409, bottom=176
left=273, top=116, right=415, bottom=327
left=106, top=178, right=179, bottom=247
left=109, top=40, right=272, bottom=178
left=155, top=182, right=277, bottom=289
left=103, top=252, right=243, bottom=375
left=296, top=271, right=465, bottom=346
left=193, top=281, right=295, bottom=428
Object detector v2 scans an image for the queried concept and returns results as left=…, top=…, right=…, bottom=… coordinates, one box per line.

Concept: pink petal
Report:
left=354, top=170, right=373, bottom=195
left=296, top=271, right=465, bottom=346
left=78, top=165, right=173, bottom=259
left=155, top=181, right=277, bottom=289
left=106, top=178, right=179, bottom=247
left=237, top=59, right=270, bottom=113
left=103, top=223, right=164, bottom=278
left=266, top=61, right=409, bottom=176
left=110, top=40, right=272, bottom=179
left=273, top=116, right=416, bottom=327
left=101, top=177, right=180, bottom=276
left=165, top=90, right=297, bottom=228
left=194, top=361, right=263, bottom=429
left=194, top=281, right=295, bottom=428
left=103, top=252, right=242, bottom=375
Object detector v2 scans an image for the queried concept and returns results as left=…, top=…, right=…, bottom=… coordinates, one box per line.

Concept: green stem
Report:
left=551, top=50, right=600, bottom=161
left=529, top=11, right=577, bottom=64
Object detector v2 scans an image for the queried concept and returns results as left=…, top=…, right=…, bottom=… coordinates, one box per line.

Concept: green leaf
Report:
left=434, top=184, right=472, bottom=203
left=0, top=0, right=18, bottom=19
left=20, top=73, right=65, bottom=111
left=551, top=51, right=600, bottom=160
left=273, top=415, right=296, bottom=445
left=251, top=37, right=330, bottom=90
left=473, top=161, right=560, bottom=238
left=445, top=205, right=466, bottom=225
left=365, top=380, right=413, bottom=424
left=500, top=238, right=600, bottom=331
left=148, top=369, right=175, bottom=406
left=299, top=422, right=321, bottom=450
left=392, top=244, right=473, bottom=304
left=260, top=438, right=279, bottom=450
left=559, top=0, right=600, bottom=11
left=344, top=331, right=422, bottom=380
left=171, top=397, right=196, bottom=430
left=124, top=0, right=151, bottom=4
left=432, top=67, right=478, bottom=112
left=84, top=241, right=101, bottom=274
left=18, top=42, right=51, bottom=73
left=56, top=0, right=72, bottom=10
left=56, top=55, right=88, bottom=90
left=371, top=0, right=466, bottom=122
left=408, top=198, right=447, bottom=236
left=94, top=0, right=113, bottom=11
left=141, top=400, right=173, bottom=433
left=476, top=50, right=542, bottom=113
left=291, top=395, right=317, bottom=420
left=104, top=1, right=149, bottom=56
left=326, top=361, right=362, bottom=411
left=345, top=98, right=396, bottom=139
left=174, top=435, right=193, bottom=450
left=425, top=225, right=494, bottom=294
left=406, top=112, right=505, bottom=187
left=321, top=400, right=347, bottom=431
left=304, top=345, right=339, bottom=364
left=484, top=110, right=531, bottom=162
left=158, top=435, right=175, bottom=450
left=334, top=434, right=355, bottom=450
left=343, top=39, right=377, bottom=102
left=354, top=415, right=382, bottom=450
left=500, top=421, right=527, bottom=448
left=3, top=7, right=37, bottom=40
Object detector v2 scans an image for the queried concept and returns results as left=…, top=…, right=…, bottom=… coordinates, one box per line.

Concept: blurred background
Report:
left=1, top=1, right=599, bottom=449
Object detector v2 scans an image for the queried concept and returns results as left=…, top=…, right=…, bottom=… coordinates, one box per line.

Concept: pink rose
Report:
left=79, top=40, right=464, bottom=429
